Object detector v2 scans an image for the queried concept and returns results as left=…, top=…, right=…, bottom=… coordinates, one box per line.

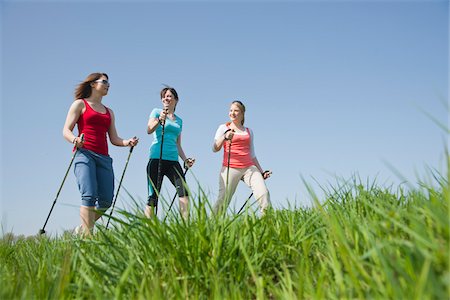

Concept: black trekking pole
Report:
left=224, top=130, right=234, bottom=188
left=106, top=144, right=135, bottom=229
left=155, top=109, right=167, bottom=215
left=225, top=130, right=233, bottom=206
left=237, top=170, right=271, bottom=215
left=237, top=192, right=253, bottom=214
left=163, top=167, right=189, bottom=222
left=39, top=134, right=84, bottom=235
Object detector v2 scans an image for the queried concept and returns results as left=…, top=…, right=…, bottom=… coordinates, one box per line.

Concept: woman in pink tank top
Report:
left=62, top=73, right=139, bottom=236
left=212, top=101, right=272, bottom=215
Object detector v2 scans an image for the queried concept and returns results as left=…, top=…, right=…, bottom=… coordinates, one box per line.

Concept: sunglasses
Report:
left=94, top=79, right=110, bottom=85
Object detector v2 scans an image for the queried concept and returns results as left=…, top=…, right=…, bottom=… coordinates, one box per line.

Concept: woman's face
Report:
left=229, top=103, right=243, bottom=124
left=92, top=75, right=110, bottom=96
left=161, top=90, right=177, bottom=110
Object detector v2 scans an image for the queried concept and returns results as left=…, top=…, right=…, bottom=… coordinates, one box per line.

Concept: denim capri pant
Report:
left=73, top=148, right=114, bottom=210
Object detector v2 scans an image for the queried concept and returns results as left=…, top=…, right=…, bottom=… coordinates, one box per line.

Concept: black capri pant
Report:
left=147, top=159, right=188, bottom=206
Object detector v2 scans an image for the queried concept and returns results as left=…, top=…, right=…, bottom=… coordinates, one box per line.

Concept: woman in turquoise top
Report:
left=146, top=87, right=195, bottom=219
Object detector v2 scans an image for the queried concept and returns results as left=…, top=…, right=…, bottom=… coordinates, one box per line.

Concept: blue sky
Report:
left=1, top=0, right=448, bottom=236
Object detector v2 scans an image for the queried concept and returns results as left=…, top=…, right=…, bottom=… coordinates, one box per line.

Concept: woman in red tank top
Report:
left=212, top=101, right=272, bottom=215
left=63, top=73, right=139, bottom=236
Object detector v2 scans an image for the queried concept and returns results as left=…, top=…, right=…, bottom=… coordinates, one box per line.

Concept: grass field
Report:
left=1, top=170, right=448, bottom=299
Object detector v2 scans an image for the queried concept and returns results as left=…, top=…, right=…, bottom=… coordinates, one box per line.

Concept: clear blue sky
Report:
left=1, top=0, right=448, bottom=236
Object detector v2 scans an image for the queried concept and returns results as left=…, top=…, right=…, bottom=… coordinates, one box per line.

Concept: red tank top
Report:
left=223, top=127, right=254, bottom=168
left=77, top=99, right=111, bottom=156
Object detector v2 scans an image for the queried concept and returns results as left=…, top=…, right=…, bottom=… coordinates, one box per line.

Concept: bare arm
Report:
left=252, top=156, right=272, bottom=179
left=177, top=135, right=187, bottom=162
left=62, top=99, right=85, bottom=146
left=252, top=156, right=264, bottom=174
left=147, top=117, right=160, bottom=134
left=108, top=108, right=139, bottom=147
left=213, top=135, right=226, bottom=152
left=147, top=109, right=167, bottom=134
left=249, top=129, right=270, bottom=178
left=177, top=135, right=195, bottom=168
left=213, top=129, right=234, bottom=152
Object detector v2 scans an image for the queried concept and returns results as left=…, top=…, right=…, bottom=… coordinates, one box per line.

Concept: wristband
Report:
left=72, top=137, right=77, bottom=144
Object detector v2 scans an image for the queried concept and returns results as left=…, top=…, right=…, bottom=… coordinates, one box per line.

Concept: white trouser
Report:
left=213, top=165, right=270, bottom=214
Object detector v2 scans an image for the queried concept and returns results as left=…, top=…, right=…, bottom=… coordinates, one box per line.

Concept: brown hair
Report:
left=231, top=100, right=246, bottom=125
left=160, top=86, right=179, bottom=111
left=74, top=73, right=108, bottom=99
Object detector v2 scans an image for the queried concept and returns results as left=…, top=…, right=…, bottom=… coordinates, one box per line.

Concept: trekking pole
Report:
left=163, top=167, right=189, bottom=222
left=39, top=133, right=84, bottom=235
left=106, top=144, right=135, bottom=229
left=155, top=109, right=168, bottom=215
left=237, top=192, right=253, bottom=214
left=237, top=170, right=271, bottom=215
left=225, top=130, right=233, bottom=207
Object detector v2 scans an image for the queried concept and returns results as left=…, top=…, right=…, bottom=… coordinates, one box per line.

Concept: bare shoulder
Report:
left=107, top=107, right=115, bottom=118
left=71, top=99, right=85, bottom=111
left=73, top=99, right=85, bottom=105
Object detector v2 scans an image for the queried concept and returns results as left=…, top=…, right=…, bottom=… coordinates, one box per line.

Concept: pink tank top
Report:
left=77, top=99, right=111, bottom=156
left=223, top=127, right=254, bottom=168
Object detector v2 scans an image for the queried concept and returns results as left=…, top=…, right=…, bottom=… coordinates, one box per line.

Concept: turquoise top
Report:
left=149, top=108, right=182, bottom=161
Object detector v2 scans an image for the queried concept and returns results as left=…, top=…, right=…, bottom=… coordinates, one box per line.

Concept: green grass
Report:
left=1, top=171, right=449, bottom=299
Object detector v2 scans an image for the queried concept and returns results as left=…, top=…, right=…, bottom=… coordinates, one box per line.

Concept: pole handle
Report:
left=72, top=133, right=85, bottom=151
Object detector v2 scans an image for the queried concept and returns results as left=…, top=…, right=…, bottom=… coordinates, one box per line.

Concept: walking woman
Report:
left=213, top=100, right=271, bottom=215
left=146, top=86, right=195, bottom=219
left=63, top=73, right=139, bottom=235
